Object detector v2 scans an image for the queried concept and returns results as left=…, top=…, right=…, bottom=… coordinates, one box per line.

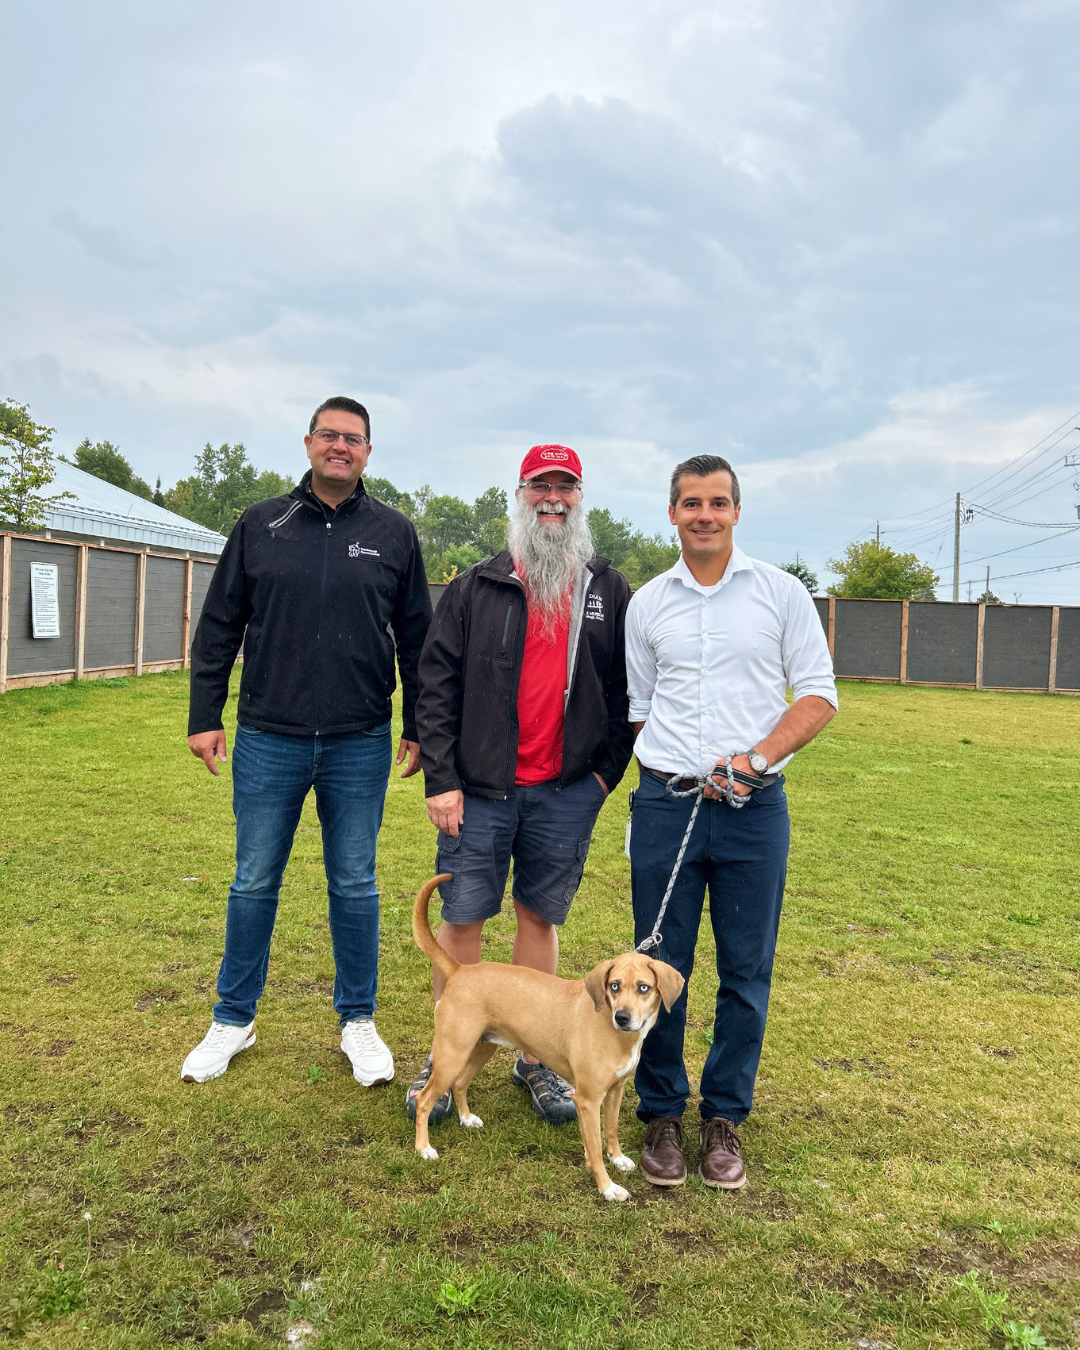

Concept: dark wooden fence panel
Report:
left=143, top=555, right=187, bottom=663
left=84, top=550, right=138, bottom=670
left=1056, top=608, right=1080, bottom=691
left=833, top=599, right=901, bottom=679
left=189, top=563, right=216, bottom=641
left=905, top=602, right=978, bottom=685
left=983, top=606, right=1053, bottom=690
left=7, top=539, right=79, bottom=675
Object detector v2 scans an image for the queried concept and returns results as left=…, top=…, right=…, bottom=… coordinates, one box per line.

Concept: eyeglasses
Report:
left=521, top=480, right=582, bottom=496
left=312, top=429, right=369, bottom=449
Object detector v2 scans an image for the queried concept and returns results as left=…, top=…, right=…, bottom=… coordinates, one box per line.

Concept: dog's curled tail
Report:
left=412, top=874, right=458, bottom=979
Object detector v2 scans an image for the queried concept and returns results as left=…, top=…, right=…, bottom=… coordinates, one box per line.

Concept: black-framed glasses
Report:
left=312, top=429, right=369, bottom=449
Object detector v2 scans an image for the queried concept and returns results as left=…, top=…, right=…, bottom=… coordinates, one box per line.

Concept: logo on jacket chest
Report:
left=348, top=543, right=380, bottom=558
left=585, top=592, right=604, bottom=621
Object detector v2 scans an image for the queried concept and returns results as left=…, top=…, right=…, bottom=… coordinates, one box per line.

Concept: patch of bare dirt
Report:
left=135, top=988, right=181, bottom=1011
left=240, top=1290, right=286, bottom=1325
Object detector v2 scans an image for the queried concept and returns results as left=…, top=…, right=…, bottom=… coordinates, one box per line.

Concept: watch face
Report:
left=749, top=752, right=768, bottom=773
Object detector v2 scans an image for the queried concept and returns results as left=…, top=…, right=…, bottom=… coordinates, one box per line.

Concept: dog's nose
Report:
left=614, top=1009, right=632, bottom=1029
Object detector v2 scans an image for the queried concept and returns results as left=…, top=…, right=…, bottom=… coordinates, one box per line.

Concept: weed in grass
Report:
left=2, top=673, right=1080, bottom=1347
left=305, top=1063, right=327, bottom=1085
left=436, top=1279, right=483, bottom=1316
left=953, top=1270, right=1048, bottom=1348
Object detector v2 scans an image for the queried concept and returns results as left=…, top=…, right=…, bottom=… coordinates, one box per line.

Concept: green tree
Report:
left=417, top=493, right=474, bottom=573
left=152, top=477, right=165, bottom=507
left=68, top=438, right=153, bottom=500
left=587, top=507, right=637, bottom=568
left=619, top=535, right=681, bottom=588
left=470, top=486, right=508, bottom=555
left=163, top=443, right=293, bottom=535
left=587, top=506, right=679, bottom=586
left=0, top=398, right=72, bottom=530
left=432, top=542, right=485, bottom=582
left=364, top=475, right=416, bottom=517
left=827, top=540, right=938, bottom=600
left=781, top=556, right=818, bottom=593
left=976, top=589, right=1002, bottom=604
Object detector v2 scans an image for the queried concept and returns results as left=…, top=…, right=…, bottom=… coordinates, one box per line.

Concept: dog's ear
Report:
left=584, top=962, right=614, bottom=1013
left=648, top=960, right=685, bottom=1012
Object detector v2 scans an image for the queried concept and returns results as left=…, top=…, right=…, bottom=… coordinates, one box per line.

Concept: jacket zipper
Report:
left=312, top=515, right=331, bottom=732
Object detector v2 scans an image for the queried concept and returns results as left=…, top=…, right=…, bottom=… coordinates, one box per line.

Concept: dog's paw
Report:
left=419, top=1145, right=439, bottom=1161
left=608, top=1153, right=635, bottom=1172
left=601, top=1182, right=631, bottom=1202
left=459, top=1113, right=484, bottom=1129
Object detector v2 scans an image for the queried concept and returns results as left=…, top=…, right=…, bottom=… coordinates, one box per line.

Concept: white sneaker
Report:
left=340, top=1019, right=395, bottom=1086
left=181, top=1021, right=256, bottom=1083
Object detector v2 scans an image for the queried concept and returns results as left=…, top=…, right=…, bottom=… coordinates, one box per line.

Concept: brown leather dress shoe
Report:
left=699, top=1116, right=747, bottom=1189
left=641, top=1115, right=687, bottom=1187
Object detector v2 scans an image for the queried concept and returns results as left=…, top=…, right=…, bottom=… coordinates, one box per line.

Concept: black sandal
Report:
left=404, top=1055, right=453, bottom=1124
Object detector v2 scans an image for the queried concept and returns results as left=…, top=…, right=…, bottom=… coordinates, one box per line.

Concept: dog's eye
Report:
left=637, top=983, right=650, bottom=995
left=609, top=981, right=621, bottom=993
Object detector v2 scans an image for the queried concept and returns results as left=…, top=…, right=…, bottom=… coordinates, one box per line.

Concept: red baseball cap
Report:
left=519, top=444, right=583, bottom=484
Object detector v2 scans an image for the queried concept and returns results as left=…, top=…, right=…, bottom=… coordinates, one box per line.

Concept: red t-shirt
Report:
left=515, top=600, right=570, bottom=785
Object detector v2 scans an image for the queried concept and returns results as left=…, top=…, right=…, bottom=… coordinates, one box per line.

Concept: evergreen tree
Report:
left=163, top=444, right=293, bottom=535
left=781, top=556, right=818, bottom=593
left=69, top=438, right=153, bottom=500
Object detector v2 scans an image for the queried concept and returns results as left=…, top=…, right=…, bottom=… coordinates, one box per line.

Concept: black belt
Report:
left=641, top=765, right=780, bottom=793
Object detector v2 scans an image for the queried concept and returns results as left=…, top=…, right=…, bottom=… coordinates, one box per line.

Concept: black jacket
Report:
left=416, top=550, right=634, bottom=799
left=188, top=472, right=432, bottom=740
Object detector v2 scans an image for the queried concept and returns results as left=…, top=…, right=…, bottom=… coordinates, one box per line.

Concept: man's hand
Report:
left=703, top=753, right=754, bottom=800
left=189, top=730, right=228, bottom=777
left=397, top=738, right=421, bottom=778
left=427, top=789, right=465, bottom=836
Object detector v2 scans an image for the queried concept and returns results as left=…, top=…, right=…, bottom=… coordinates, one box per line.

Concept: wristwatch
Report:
left=746, top=750, right=769, bottom=776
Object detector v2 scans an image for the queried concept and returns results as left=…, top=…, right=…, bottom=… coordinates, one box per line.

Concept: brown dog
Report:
left=411, top=874, right=684, bottom=1200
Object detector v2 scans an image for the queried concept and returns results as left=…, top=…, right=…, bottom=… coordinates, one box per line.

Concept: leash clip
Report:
left=635, top=933, right=663, bottom=954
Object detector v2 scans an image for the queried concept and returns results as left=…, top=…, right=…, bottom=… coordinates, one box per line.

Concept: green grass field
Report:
left=1, top=672, right=1079, bottom=1349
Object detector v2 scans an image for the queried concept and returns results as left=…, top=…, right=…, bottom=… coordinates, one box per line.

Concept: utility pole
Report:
left=953, top=492, right=962, bottom=603
left=986, top=566, right=990, bottom=599
left=967, top=580, right=973, bottom=603
left=875, top=521, right=880, bottom=544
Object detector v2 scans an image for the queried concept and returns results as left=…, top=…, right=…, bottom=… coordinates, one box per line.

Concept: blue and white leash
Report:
left=635, top=757, right=753, bottom=955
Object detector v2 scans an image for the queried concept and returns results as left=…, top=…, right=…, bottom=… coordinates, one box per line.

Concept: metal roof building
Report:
left=40, top=460, right=227, bottom=556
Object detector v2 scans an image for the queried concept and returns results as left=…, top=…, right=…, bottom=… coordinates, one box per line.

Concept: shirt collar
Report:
left=671, top=543, right=754, bottom=596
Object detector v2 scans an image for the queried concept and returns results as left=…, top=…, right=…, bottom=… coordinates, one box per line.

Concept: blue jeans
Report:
left=630, top=770, right=790, bottom=1125
left=213, top=722, right=392, bottom=1028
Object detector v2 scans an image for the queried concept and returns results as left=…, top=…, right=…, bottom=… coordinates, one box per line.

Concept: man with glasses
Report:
left=182, top=396, right=432, bottom=1088
left=410, top=445, right=634, bottom=1125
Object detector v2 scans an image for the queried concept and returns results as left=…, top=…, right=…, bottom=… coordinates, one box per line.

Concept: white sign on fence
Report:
left=30, top=563, right=61, bottom=639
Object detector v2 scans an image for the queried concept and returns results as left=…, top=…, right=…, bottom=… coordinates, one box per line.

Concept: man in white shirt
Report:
left=625, top=454, right=837, bottom=1190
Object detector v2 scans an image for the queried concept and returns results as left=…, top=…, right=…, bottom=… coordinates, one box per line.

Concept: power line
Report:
left=962, top=408, right=1080, bottom=501
left=973, top=504, right=1080, bottom=528
left=975, top=558, right=1080, bottom=583
left=961, top=526, right=1080, bottom=566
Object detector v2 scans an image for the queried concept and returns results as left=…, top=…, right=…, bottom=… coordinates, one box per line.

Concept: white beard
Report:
left=508, top=494, right=594, bottom=638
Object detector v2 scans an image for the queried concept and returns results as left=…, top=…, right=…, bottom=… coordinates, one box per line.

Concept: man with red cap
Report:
left=410, top=445, right=634, bottom=1124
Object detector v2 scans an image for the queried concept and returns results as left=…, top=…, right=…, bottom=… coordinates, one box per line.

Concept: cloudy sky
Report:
left=3, top=0, right=1079, bottom=599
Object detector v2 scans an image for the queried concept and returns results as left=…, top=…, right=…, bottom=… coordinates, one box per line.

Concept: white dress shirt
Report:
left=626, top=546, right=838, bottom=775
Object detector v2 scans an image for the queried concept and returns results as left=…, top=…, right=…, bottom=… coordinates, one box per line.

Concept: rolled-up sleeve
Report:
left=625, top=589, right=658, bottom=723
left=782, top=585, right=839, bottom=709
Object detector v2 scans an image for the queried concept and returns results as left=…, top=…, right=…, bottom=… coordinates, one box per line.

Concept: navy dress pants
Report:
left=630, top=770, right=790, bottom=1125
